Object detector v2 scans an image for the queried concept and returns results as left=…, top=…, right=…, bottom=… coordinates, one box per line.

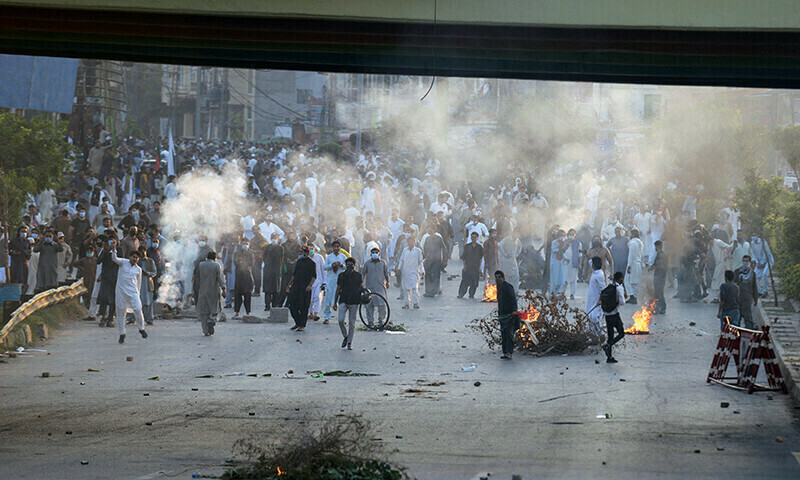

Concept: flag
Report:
left=167, top=129, right=176, bottom=176
left=155, top=148, right=161, bottom=172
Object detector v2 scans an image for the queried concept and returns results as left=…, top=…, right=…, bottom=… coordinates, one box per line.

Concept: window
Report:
left=297, top=89, right=312, bottom=104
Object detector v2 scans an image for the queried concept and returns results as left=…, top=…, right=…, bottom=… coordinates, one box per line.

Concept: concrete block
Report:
left=20, top=325, right=33, bottom=345
left=33, top=324, right=49, bottom=340
left=267, top=307, right=289, bottom=323
left=242, top=315, right=263, bottom=324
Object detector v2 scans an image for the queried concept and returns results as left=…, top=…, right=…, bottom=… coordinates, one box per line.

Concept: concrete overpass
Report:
left=2, top=1, right=800, bottom=87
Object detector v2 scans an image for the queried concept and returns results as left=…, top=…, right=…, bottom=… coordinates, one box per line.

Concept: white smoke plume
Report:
left=157, top=162, right=250, bottom=306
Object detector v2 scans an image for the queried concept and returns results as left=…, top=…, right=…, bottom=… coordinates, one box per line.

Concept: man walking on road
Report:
left=362, top=246, right=389, bottom=327
left=734, top=255, right=759, bottom=329
left=495, top=270, right=518, bottom=360
left=601, top=271, right=627, bottom=363
left=334, top=257, right=363, bottom=350
left=458, top=231, right=483, bottom=299
left=197, top=251, right=225, bottom=336
left=287, top=245, right=316, bottom=332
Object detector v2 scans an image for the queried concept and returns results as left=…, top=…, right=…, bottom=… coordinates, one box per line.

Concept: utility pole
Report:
left=221, top=68, right=229, bottom=141
left=355, top=73, right=363, bottom=157
left=195, top=67, right=204, bottom=139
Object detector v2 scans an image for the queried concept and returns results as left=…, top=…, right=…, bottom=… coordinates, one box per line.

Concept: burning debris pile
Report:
left=469, top=290, right=604, bottom=356
left=626, top=301, right=656, bottom=334
left=482, top=283, right=497, bottom=302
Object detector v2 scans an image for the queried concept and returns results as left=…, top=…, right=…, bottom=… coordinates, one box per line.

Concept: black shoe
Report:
left=290, top=325, right=298, bottom=330
left=106, top=322, right=115, bottom=328
left=265, top=305, right=270, bottom=311
left=457, top=295, right=463, bottom=299
left=468, top=295, right=475, bottom=299
left=208, top=325, right=214, bottom=335
left=118, top=334, right=125, bottom=344
left=500, top=354, right=512, bottom=360
left=602, top=344, right=611, bottom=357
left=139, top=329, right=148, bottom=339
left=145, top=321, right=154, bottom=326
left=99, top=320, right=106, bottom=327
left=341, top=338, right=348, bottom=348
left=606, top=357, right=618, bottom=364
left=347, top=343, right=352, bottom=350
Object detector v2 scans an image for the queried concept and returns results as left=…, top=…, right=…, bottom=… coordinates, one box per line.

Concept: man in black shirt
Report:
left=648, top=240, right=668, bottom=314
left=717, top=270, right=740, bottom=332
left=286, top=245, right=316, bottom=331
left=334, top=257, right=363, bottom=350
left=495, top=270, right=518, bottom=360
left=458, top=231, right=484, bottom=299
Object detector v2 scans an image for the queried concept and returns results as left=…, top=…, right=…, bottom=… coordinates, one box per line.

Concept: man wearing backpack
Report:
left=601, top=271, right=627, bottom=363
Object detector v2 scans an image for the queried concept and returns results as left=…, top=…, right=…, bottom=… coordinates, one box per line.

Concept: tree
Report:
left=734, top=169, right=788, bottom=305
left=773, top=125, right=800, bottom=174
left=0, top=112, right=71, bottom=230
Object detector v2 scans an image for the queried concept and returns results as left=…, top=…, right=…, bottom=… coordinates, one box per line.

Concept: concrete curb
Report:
left=755, top=301, right=800, bottom=404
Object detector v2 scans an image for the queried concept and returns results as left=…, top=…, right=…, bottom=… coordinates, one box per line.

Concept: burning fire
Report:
left=625, top=301, right=655, bottom=334
left=482, top=283, right=497, bottom=302
left=517, top=306, right=540, bottom=346
left=277, top=466, right=286, bottom=476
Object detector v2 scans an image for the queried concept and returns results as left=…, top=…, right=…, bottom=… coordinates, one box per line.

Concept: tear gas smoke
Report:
left=157, top=163, right=250, bottom=306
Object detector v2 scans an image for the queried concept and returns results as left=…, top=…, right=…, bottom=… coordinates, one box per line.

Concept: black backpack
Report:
left=600, top=284, right=619, bottom=313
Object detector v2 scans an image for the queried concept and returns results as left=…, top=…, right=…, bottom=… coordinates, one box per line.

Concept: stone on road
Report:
left=0, top=278, right=798, bottom=479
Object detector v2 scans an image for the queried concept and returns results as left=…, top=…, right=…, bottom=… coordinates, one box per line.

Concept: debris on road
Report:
left=87, top=368, right=100, bottom=372
left=148, top=376, right=159, bottom=381
left=41, top=372, right=50, bottom=378
left=80, top=461, right=89, bottom=465
left=720, top=402, right=729, bottom=408
left=461, top=364, right=477, bottom=372
left=596, top=413, right=612, bottom=419
left=126, top=356, right=134, bottom=362
left=474, top=381, right=481, bottom=387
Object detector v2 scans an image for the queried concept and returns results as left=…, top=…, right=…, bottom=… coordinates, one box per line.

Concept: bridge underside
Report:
left=2, top=4, right=800, bottom=87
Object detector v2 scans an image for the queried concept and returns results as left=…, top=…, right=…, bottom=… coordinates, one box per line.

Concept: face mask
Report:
left=45, top=237, right=53, bottom=243
left=31, top=233, right=38, bottom=239
left=242, top=244, right=249, bottom=250
left=742, top=261, right=750, bottom=269
left=152, top=243, right=159, bottom=249
left=371, top=253, right=379, bottom=260
left=309, top=250, right=315, bottom=256
left=79, top=212, right=85, bottom=218
left=108, top=240, right=114, bottom=245
left=19, top=232, right=25, bottom=238
left=198, top=241, right=206, bottom=247
left=87, top=253, right=94, bottom=258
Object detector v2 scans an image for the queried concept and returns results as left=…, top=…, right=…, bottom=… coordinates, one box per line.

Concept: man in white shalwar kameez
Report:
left=710, top=237, right=733, bottom=294
left=633, top=210, right=651, bottom=264
left=396, top=236, right=423, bottom=309
left=626, top=229, right=644, bottom=304
left=497, top=231, right=522, bottom=291
left=309, top=246, right=325, bottom=321
left=586, top=256, right=606, bottom=334
left=111, top=248, right=148, bottom=343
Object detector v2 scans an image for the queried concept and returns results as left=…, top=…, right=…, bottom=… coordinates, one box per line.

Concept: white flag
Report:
left=167, top=129, right=176, bottom=176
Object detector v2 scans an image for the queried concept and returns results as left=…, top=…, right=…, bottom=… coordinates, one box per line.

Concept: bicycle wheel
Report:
left=358, top=291, right=391, bottom=330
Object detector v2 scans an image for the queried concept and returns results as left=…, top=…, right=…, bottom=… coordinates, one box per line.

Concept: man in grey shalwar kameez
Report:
left=362, top=246, right=390, bottom=327
left=606, top=227, right=629, bottom=276
left=197, top=251, right=226, bottom=336
left=138, top=247, right=157, bottom=325
left=33, top=231, right=63, bottom=293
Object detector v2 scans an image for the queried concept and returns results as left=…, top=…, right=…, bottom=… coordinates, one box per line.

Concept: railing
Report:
left=0, top=280, right=87, bottom=345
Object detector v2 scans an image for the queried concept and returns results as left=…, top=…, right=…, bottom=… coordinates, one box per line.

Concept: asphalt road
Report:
left=1, top=273, right=799, bottom=480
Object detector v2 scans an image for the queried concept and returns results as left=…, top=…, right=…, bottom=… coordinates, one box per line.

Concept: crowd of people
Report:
left=3, top=128, right=776, bottom=351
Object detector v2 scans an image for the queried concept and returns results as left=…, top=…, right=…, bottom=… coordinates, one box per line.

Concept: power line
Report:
left=233, top=69, right=311, bottom=121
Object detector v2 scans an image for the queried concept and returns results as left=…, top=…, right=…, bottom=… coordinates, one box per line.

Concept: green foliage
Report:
left=223, top=415, right=407, bottom=480
left=122, top=118, right=145, bottom=138
left=229, top=112, right=247, bottom=142
left=319, top=142, right=343, bottom=159
left=0, top=113, right=72, bottom=225
left=733, top=169, right=786, bottom=237
left=773, top=125, right=800, bottom=174
left=779, top=263, right=800, bottom=303
left=768, top=195, right=800, bottom=272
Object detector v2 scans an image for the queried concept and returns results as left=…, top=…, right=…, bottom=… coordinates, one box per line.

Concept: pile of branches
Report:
left=468, top=290, right=604, bottom=356
left=223, top=415, right=407, bottom=480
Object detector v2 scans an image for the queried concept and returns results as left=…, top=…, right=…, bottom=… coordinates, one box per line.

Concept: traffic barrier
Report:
left=707, top=319, right=788, bottom=394
left=0, top=280, right=86, bottom=346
